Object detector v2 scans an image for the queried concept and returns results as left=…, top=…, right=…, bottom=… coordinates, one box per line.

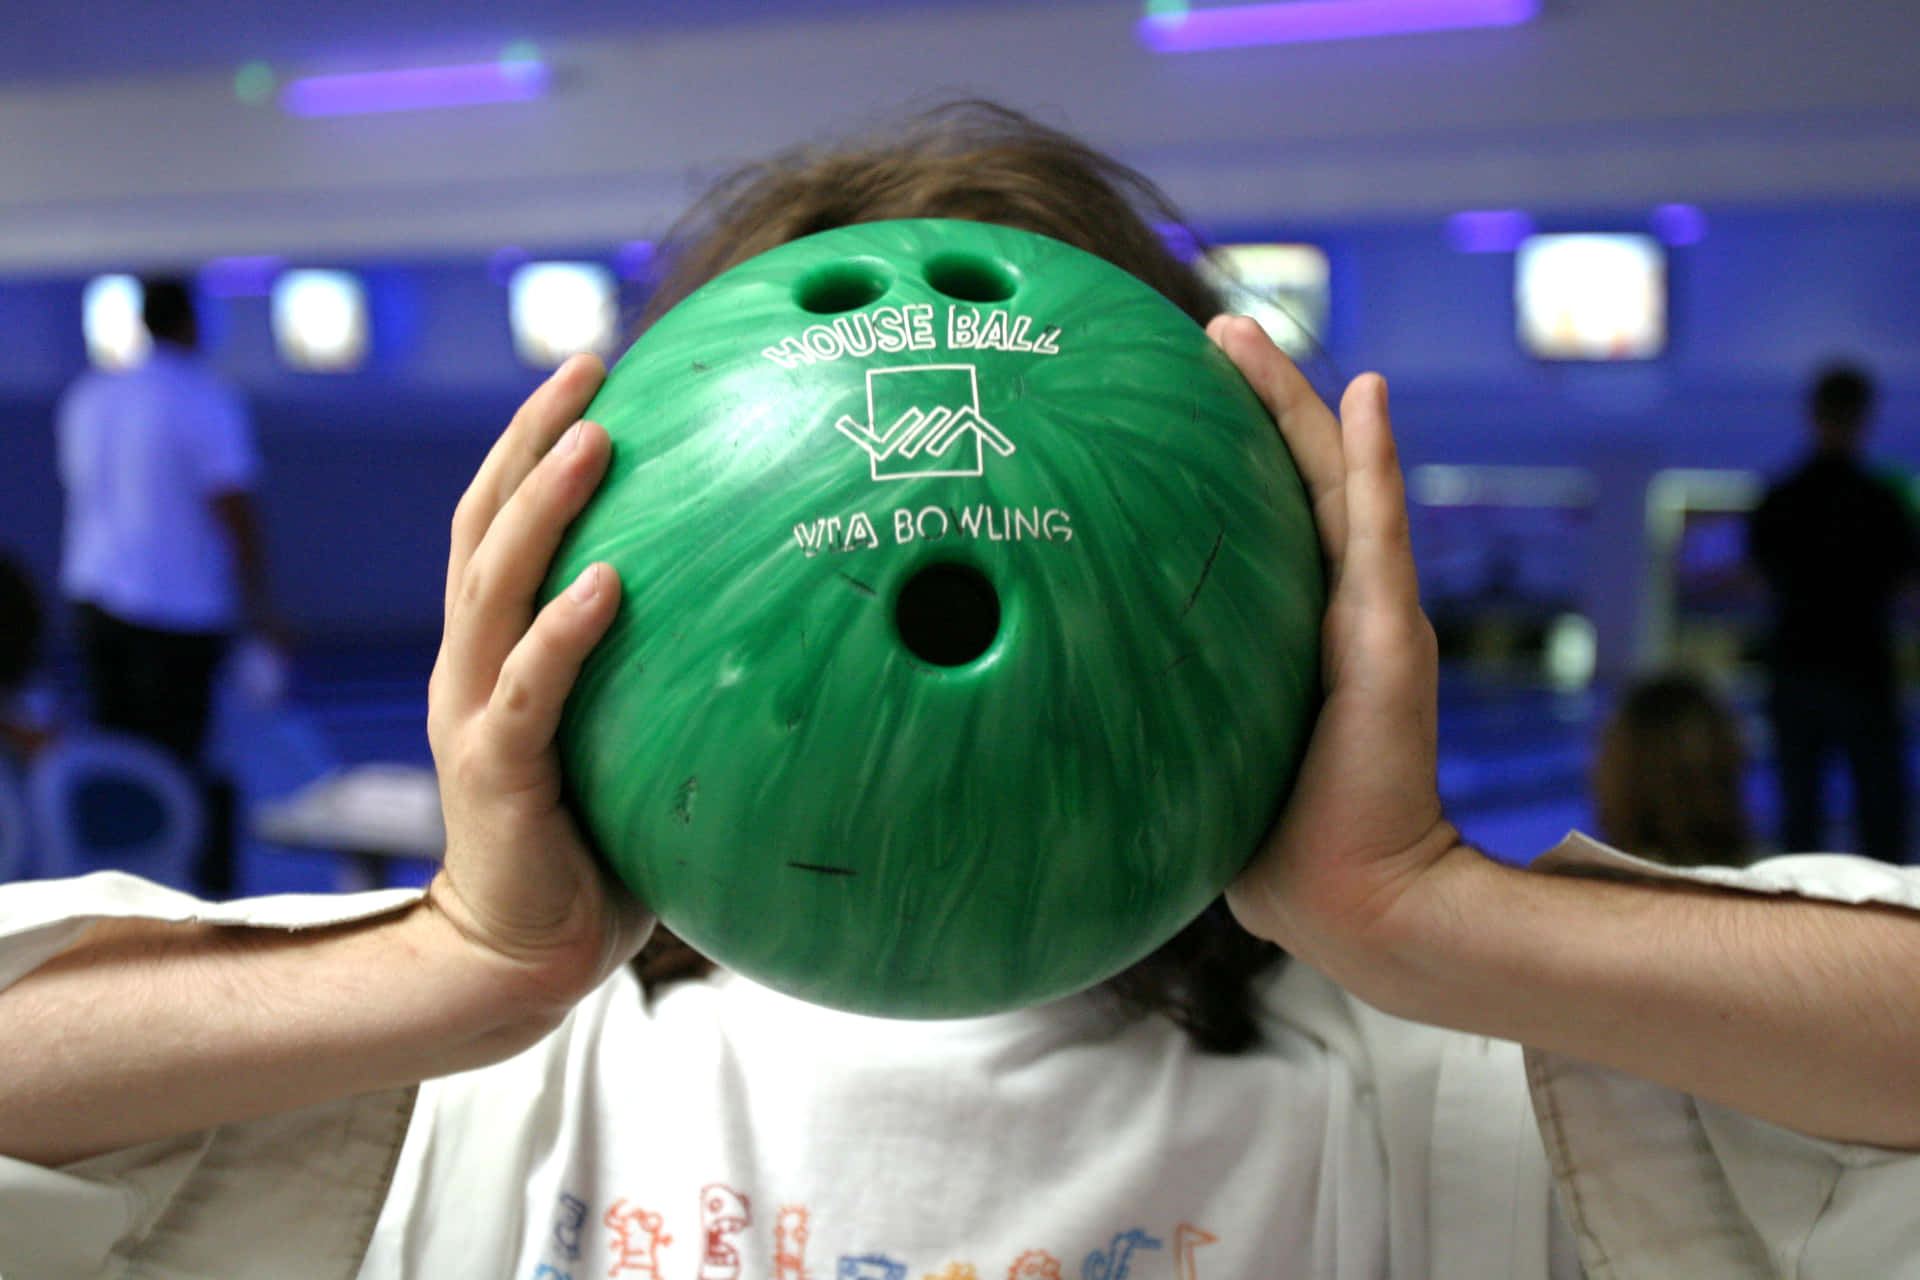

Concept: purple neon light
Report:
left=1649, top=203, right=1709, bottom=246
left=281, top=59, right=548, bottom=117
left=1154, top=221, right=1204, bottom=263
left=1446, top=209, right=1534, bottom=253
left=1140, top=0, right=1538, bottom=51
left=489, top=246, right=531, bottom=287
left=615, top=240, right=658, bottom=281
left=199, top=255, right=285, bottom=298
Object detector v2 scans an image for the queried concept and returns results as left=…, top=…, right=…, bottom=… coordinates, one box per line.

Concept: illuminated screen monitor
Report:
left=1198, top=243, right=1328, bottom=356
left=1644, top=468, right=1765, bottom=668
left=509, top=261, right=618, bottom=369
left=272, top=269, right=370, bottom=372
left=83, top=274, right=149, bottom=370
left=1516, top=233, right=1665, bottom=360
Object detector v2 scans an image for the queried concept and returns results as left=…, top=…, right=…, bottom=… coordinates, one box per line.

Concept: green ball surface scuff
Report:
left=543, top=218, right=1324, bottom=1017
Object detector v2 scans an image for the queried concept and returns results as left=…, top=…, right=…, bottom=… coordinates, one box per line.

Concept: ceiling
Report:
left=6, top=1, right=1919, bottom=271
left=5, top=0, right=986, bottom=84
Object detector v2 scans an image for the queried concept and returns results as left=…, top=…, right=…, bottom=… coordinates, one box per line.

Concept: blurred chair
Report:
left=0, top=758, right=28, bottom=882
left=27, top=731, right=204, bottom=888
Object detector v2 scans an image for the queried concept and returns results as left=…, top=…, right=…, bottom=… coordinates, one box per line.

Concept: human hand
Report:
left=1202, top=322, right=1920, bottom=1152
left=1207, top=317, right=1478, bottom=999
left=425, top=353, right=653, bottom=1016
left=231, top=633, right=292, bottom=708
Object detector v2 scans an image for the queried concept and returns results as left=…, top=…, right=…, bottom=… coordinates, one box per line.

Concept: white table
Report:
left=253, top=764, right=443, bottom=889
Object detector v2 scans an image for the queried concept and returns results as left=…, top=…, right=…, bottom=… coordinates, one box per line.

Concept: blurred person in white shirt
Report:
left=55, top=276, right=278, bottom=896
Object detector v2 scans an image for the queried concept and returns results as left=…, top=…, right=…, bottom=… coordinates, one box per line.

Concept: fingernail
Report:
left=568, top=563, right=603, bottom=602
left=556, top=421, right=584, bottom=455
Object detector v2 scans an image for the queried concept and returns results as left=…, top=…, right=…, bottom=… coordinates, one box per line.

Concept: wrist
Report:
left=253, top=899, right=583, bottom=1076
left=1312, top=837, right=1511, bottom=1024
left=416, top=868, right=645, bottom=1041
left=1328, top=846, right=1668, bottom=1042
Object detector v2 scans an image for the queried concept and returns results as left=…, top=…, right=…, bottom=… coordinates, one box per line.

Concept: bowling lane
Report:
left=220, top=647, right=1911, bottom=897
left=1437, top=679, right=1599, bottom=865
left=238, top=649, right=1611, bottom=891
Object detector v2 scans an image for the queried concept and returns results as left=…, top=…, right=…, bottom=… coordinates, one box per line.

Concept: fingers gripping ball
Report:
left=543, top=219, right=1324, bottom=1017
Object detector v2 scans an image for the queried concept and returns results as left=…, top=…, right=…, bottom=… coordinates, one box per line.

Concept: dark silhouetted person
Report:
left=1591, top=672, right=1755, bottom=868
left=0, top=553, right=55, bottom=766
left=55, top=276, right=276, bottom=896
left=1748, top=363, right=1919, bottom=862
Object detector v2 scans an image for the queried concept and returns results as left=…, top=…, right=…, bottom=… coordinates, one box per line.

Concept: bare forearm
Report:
left=1358, top=849, right=1920, bottom=1149
left=0, top=902, right=566, bottom=1167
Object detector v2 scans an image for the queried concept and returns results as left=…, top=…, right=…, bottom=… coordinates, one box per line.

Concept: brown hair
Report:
left=639, top=99, right=1222, bottom=330
left=628, top=99, right=1282, bottom=1053
left=1592, top=673, right=1755, bottom=867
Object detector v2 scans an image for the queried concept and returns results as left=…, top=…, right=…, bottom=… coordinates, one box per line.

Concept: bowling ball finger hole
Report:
left=923, top=252, right=1019, bottom=303
left=894, top=562, right=1001, bottom=668
left=793, top=259, right=892, bottom=314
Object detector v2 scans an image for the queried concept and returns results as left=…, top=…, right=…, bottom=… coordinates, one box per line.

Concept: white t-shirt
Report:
left=362, top=963, right=1422, bottom=1280
left=4, top=836, right=1920, bottom=1279
left=56, top=344, right=259, bottom=633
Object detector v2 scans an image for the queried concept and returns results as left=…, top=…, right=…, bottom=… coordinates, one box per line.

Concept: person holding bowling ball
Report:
left=3, top=102, right=1920, bottom=1279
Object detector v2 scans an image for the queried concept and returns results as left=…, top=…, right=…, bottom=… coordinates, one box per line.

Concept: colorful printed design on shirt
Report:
left=606, top=1198, right=675, bottom=1279
left=554, top=1193, right=589, bottom=1263
left=775, top=1205, right=812, bottom=1280
left=1172, top=1224, right=1216, bottom=1280
left=1007, top=1251, right=1062, bottom=1280
left=1081, top=1230, right=1160, bottom=1280
left=838, top=1253, right=907, bottom=1280
left=570, top=1186, right=1216, bottom=1280
left=701, top=1184, right=752, bottom=1280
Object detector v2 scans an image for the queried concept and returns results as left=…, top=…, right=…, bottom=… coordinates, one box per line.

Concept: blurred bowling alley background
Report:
left=2, top=0, right=1918, bottom=893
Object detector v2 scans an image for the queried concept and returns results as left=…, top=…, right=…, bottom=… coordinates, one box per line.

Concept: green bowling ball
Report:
left=543, top=218, right=1324, bottom=1017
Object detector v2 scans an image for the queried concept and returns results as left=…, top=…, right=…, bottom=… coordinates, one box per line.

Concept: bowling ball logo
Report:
left=545, top=219, right=1324, bottom=1017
